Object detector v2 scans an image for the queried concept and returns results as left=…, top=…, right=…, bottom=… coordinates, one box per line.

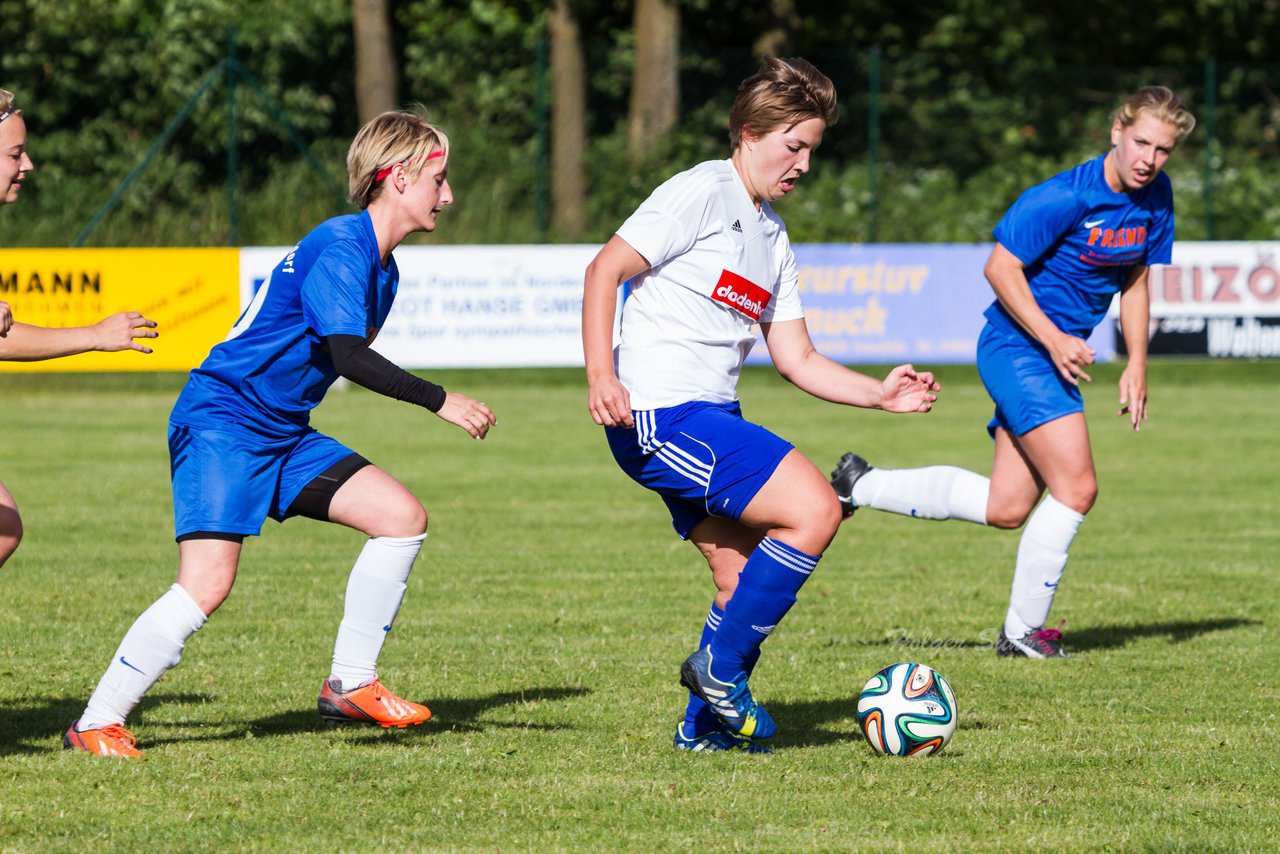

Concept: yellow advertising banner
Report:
left=0, top=248, right=239, bottom=372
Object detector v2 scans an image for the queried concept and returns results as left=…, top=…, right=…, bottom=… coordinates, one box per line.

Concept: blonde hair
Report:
left=0, top=88, right=18, bottom=117
left=1114, top=86, right=1196, bottom=143
left=347, top=108, right=449, bottom=209
left=728, top=56, right=838, bottom=151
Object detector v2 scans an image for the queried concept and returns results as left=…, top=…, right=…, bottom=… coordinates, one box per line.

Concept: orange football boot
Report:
left=317, top=678, right=432, bottom=728
left=63, top=720, right=142, bottom=758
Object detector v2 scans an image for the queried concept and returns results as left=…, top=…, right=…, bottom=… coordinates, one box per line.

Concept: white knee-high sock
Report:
left=79, top=583, right=208, bottom=730
left=1004, top=495, right=1085, bottom=637
left=854, top=466, right=990, bottom=524
left=330, top=533, right=426, bottom=691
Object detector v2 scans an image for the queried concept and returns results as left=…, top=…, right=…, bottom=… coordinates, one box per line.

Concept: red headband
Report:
left=374, top=149, right=444, bottom=183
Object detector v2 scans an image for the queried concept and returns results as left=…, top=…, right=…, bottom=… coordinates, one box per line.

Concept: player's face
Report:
left=1109, top=113, right=1178, bottom=192
left=407, top=157, right=453, bottom=232
left=739, top=116, right=825, bottom=204
left=0, top=114, right=34, bottom=206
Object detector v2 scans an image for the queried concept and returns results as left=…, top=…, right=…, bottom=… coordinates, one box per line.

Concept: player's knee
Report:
left=388, top=499, right=428, bottom=538
left=0, top=515, right=23, bottom=567
left=189, top=578, right=234, bottom=615
left=1058, top=481, right=1097, bottom=515
left=798, top=489, right=843, bottom=552
left=986, top=506, right=1029, bottom=530
left=985, top=491, right=1037, bottom=529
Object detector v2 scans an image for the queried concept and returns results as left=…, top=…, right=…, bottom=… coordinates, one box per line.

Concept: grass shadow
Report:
left=0, top=693, right=214, bottom=756
left=845, top=617, right=1259, bottom=656
left=1066, top=617, right=1260, bottom=652
left=141, top=685, right=593, bottom=748
left=768, top=697, right=993, bottom=752
left=765, top=696, right=862, bottom=749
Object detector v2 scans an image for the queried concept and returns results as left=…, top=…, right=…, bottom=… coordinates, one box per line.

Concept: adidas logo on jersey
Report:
left=730, top=219, right=743, bottom=233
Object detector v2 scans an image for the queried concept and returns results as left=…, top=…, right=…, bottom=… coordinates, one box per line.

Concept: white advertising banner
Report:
left=240, top=244, right=597, bottom=368
left=237, top=241, right=1280, bottom=368
left=1151, top=241, right=1280, bottom=317
left=1138, top=241, right=1280, bottom=358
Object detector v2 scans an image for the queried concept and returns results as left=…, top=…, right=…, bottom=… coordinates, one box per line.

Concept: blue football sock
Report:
left=708, top=537, right=819, bottom=678
left=682, top=603, right=724, bottom=734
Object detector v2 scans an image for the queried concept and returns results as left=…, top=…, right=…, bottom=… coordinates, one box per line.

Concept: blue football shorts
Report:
left=977, top=324, right=1084, bottom=439
left=169, top=421, right=356, bottom=538
left=605, top=400, right=793, bottom=539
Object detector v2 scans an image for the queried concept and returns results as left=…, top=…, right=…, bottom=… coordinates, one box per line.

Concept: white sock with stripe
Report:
left=329, top=533, right=426, bottom=691
left=1004, top=496, right=1084, bottom=637
left=78, top=583, right=208, bottom=730
left=853, top=466, right=990, bottom=524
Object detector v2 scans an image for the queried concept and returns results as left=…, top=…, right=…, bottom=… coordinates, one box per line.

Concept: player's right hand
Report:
left=94, top=311, right=159, bottom=353
left=436, top=391, right=497, bottom=439
left=0, top=301, right=12, bottom=336
left=588, top=374, right=634, bottom=428
left=1048, top=332, right=1095, bottom=386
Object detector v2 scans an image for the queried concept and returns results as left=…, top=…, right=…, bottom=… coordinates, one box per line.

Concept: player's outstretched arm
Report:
left=0, top=311, right=158, bottom=361
left=325, top=334, right=496, bottom=439
left=762, top=317, right=939, bottom=411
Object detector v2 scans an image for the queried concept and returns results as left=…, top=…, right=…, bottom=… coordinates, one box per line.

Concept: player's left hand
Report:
left=1117, top=365, right=1148, bottom=432
left=0, top=300, right=12, bottom=337
left=436, top=391, right=497, bottom=439
left=880, top=363, right=940, bottom=413
left=94, top=311, right=158, bottom=353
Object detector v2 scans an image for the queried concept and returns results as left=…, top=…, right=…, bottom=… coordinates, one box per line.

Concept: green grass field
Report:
left=1, top=362, right=1277, bottom=852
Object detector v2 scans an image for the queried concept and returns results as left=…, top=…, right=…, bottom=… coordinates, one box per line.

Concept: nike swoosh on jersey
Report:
left=1083, top=219, right=1105, bottom=228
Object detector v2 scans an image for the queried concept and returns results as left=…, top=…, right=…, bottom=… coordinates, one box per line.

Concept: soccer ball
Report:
left=856, top=662, right=957, bottom=756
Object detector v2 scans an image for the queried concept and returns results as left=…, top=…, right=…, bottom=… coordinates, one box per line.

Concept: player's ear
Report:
left=1110, top=118, right=1123, bottom=147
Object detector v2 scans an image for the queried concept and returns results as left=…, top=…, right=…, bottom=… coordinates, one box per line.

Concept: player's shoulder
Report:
left=302, top=212, right=373, bottom=248
left=648, top=159, right=735, bottom=207
left=294, top=213, right=378, bottom=269
left=1023, top=157, right=1096, bottom=212
left=670, top=158, right=735, bottom=188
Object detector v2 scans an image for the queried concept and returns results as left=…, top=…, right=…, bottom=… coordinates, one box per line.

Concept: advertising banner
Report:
left=1134, top=241, right=1280, bottom=358
left=745, top=243, right=1116, bottom=366
left=241, top=244, right=597, bottom=369
left=13, top=240, right=1264, bottom=374
left=0, top=248, right=241, bottom=372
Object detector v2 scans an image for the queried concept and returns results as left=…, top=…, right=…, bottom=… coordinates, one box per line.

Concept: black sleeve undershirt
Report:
left=326, top=334, right=446, bottom=413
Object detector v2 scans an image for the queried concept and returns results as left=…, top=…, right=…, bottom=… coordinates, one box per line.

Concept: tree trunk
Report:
left=627, top=0, right=679, bottom=160
left=550, top=0, right=587, bottom=239
left=352, top=0, right=398, bottom=124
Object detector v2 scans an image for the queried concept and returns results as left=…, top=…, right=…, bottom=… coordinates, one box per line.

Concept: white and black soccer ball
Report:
left=856, top=662, right=957, bottom=756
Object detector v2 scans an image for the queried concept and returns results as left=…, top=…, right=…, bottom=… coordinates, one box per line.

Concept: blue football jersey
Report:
left=985, top=152, right=1174, bottom=339
left=171, top=211, right=398, bottom=434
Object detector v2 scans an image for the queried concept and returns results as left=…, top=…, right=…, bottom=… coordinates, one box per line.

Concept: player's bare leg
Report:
left=67, top=539, right=228, bottom=756
left=318, top=466, right=432, bottom=727
left=0, top=479, right=22, bottom=568
left=996, top=414, right=1095, bottom=657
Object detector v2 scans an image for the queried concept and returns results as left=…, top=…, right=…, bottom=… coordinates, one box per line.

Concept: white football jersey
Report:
left=615, top=158, right=805, bottom=410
